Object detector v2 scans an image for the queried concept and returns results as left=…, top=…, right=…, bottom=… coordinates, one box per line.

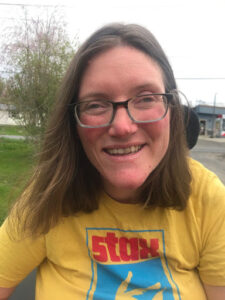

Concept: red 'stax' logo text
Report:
left=92, top=232, right=159, bottom=262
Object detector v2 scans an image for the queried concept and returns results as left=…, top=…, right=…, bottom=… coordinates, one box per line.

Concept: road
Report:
left=190, top=136, right=225, bottom=184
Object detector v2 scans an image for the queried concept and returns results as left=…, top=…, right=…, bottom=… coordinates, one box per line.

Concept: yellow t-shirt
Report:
left=0, top=159, right=225, bottom=300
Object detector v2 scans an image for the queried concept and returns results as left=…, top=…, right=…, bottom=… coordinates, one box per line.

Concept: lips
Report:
left=104, top=144, right=144, bottom=156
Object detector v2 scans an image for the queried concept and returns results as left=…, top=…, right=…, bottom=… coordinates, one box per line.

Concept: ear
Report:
left=183, top=105, right=200, bottom=149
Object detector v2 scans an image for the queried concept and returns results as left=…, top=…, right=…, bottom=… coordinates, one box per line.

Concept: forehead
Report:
left=79, top=46, right=165, bottom=98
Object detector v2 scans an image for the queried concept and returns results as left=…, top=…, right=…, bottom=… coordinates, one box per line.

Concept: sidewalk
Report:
left=0, top=134, right=25, bottom=140
left=198, top=135, right=225, bottom=143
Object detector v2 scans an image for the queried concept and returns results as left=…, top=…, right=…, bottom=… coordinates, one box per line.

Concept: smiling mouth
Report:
left=104, top=145, right=144, bottom=156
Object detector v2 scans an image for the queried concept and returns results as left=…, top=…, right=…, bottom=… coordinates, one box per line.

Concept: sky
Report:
left=0, top=0, right=225, bottom=107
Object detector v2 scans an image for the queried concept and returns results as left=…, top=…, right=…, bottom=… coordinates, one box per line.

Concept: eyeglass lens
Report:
left=75, top=94, right=168, bottom=127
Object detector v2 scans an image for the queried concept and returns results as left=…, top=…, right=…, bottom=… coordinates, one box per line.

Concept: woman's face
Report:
left=77, top=46, right=170, bottom=202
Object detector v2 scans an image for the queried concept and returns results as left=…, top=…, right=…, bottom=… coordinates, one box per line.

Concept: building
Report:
left=0, top=103, right=17, bottom=125
left=193, top=105, right=225, bottom=137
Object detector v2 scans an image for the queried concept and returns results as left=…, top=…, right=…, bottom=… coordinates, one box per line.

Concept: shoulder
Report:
left=189, top=158, right=225, bottom=200
left=188, top=160, right=225, bottom=285
left=189, top=157, right=223, bottom=185
left=187, top=158, right=225, bottom=237
left=186, top=158, right=225, bottom=224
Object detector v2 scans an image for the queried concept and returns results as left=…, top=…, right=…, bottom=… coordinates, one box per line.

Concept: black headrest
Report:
left=183, top=105, right=200, bottom=149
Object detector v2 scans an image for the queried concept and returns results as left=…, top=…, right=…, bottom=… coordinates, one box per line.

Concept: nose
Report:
left=108, top=106, right=138, bottom=137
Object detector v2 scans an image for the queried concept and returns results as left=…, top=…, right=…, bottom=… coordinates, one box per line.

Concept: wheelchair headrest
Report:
left=183, top=105, right=200, bottom=149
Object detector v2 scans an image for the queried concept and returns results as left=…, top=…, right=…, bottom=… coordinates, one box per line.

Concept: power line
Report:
left=0, top=17, right=19, bottom=20
left=176, top=77, right=225, bottom=80
left=0, top=2, right=64, bottom=7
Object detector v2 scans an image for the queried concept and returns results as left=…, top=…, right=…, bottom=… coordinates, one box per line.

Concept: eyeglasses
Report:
left=74, top=93, right=174, bottom=128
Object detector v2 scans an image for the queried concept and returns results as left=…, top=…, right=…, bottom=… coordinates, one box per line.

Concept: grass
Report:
left=0, top=138, right=35, bottom=225
left=0, top=124, right=27, bottom=136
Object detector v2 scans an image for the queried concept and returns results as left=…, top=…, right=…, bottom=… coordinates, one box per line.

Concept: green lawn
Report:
left=0, top=124, right=27, bottom=136
left=0, top=138, right=35, bottom=224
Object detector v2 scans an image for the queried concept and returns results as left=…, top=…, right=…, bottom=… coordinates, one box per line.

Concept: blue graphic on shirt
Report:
left=86, top=228, right=181, bottom=300
left=93, top=258, right=174, bottom=299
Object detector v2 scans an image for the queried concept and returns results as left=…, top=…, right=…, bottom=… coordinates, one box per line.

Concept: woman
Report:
left=0, top=23, right=225, bottom=300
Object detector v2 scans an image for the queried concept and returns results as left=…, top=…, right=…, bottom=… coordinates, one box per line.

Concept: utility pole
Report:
left=211, top=93, right=217, bottom=138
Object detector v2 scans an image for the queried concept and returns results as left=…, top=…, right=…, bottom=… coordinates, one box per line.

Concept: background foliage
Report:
left=0, top=138, right=34, bottom=224
left=0, top=8, right=78, bottom=223
left=1, top=8, right=78, bottom=138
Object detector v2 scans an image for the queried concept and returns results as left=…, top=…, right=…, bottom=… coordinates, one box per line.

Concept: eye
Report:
left=139, top=95, right=155, bottom=103
left=79, top=100, right=111, bottom=115
left=86, top=102, right=103, bottom=110
left=133, top=94, right=159, bottom=108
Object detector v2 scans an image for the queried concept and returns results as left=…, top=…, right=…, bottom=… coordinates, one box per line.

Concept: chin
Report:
left=108, top=174, right=149, bottom=191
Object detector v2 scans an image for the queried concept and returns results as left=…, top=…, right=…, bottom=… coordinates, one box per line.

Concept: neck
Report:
left=103, top=183, right=140, bottom=204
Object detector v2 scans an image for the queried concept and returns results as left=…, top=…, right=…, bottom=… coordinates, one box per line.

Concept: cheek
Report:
left=77, top=127, right=106, bottom=148
left=144, top=115, right=170, bottom=140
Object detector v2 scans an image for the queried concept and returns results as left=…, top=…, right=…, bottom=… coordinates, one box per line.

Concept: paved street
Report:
left=190, top=136, right=225, bottom=184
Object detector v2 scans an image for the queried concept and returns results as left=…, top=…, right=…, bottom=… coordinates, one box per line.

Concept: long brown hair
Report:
left=9, top=23, right=191, bottom=236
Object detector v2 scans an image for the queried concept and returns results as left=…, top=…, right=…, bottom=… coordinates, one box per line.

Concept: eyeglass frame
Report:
left=73, top=92, right=175, bottom=129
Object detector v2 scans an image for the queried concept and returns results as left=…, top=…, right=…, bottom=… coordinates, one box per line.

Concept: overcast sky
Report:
left=0, top=0, right=225, bottom=106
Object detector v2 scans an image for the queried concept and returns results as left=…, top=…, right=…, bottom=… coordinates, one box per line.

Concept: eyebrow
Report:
left=131, top=83, right=164, bottom=93
left=79, top=82, right=164, bottom=101
left=79, top=92, right=110, bottom=101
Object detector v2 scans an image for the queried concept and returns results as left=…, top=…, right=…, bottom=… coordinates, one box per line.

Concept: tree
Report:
left=0, top=77, right=5, bottom=99
left=0, top=77, right=9, bottom=105
left=1, top=8, right=77, bottom=137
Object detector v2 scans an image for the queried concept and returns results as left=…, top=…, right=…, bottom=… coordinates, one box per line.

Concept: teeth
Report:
left=106, top=145, right=142, bottom=155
